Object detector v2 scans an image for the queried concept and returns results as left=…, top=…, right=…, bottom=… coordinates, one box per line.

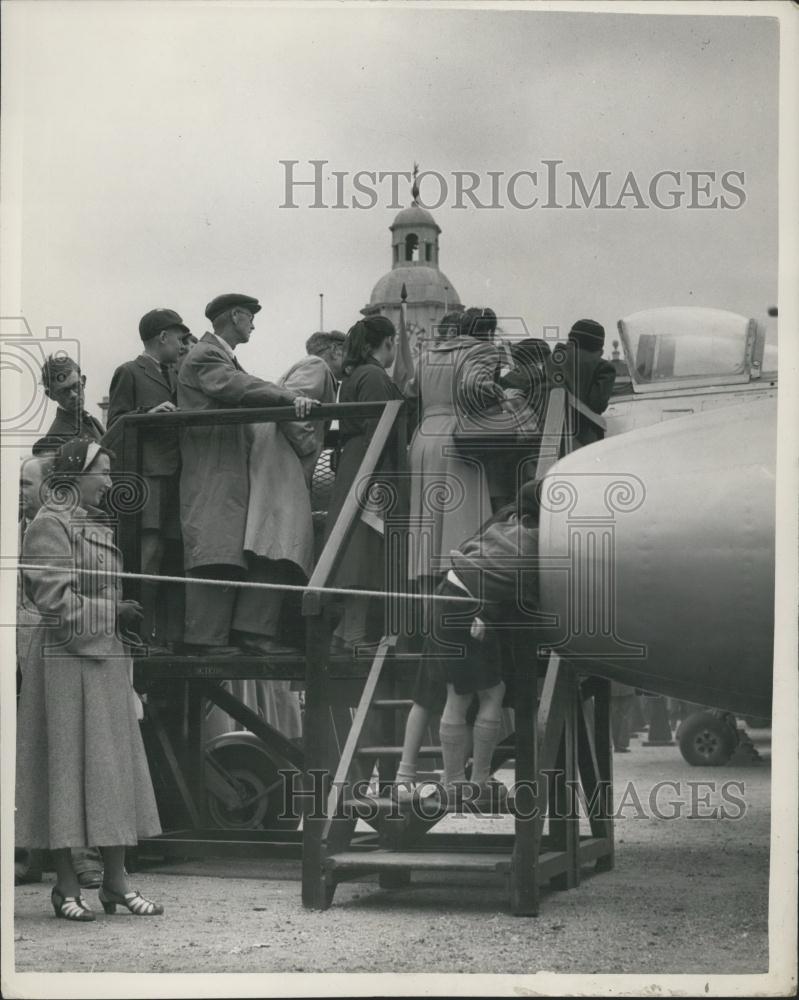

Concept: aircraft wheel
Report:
left=678, top=711, right=738, bottom=766
left=206, top=743, right=301, bottom=831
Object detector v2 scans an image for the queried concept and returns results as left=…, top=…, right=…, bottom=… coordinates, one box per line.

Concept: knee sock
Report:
left=395, top=760, right=417, bottom=784
left=470, top=718, right=502, bottom=785
left=439, top=721, right=468, bottom=785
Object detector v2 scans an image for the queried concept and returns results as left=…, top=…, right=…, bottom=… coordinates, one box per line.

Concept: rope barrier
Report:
left=11, top=563, right=480, bottom=604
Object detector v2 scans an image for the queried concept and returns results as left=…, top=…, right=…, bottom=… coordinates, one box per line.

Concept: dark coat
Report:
left=177, top=332, right=297, bottom=571
left=106, top=355, right=179, bottom=476
left=324, top=358, right=405, bottom=590
left=33, top=408, right=105, bottom=456
left=550, top=343, right=616, bottom=446
left=449, top=515, right=539, bottom=623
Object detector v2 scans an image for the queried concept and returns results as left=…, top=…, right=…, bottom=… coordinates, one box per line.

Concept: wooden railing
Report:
left=302, top=400, right=406, bottom=616
left=110, top=388, right=604, bottom=604
left=108, top=401, right=405, bottom=604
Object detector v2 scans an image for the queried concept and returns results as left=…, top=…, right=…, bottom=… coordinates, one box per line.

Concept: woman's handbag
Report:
left=452, top=394, right=541, bottom=460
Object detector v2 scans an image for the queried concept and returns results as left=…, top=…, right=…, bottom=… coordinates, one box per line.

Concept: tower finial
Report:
left=411, top=162, right=420, bottom=205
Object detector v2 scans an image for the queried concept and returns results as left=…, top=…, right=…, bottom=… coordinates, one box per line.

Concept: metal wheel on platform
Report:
left=205, top=735, right=301, bottom=831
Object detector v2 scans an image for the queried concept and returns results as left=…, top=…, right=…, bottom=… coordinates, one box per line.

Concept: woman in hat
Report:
left=15, top=437, right=163, bottom=922
left=324, top=316, right=404, bottom=652
left=405, top=306, right=505, bottom=588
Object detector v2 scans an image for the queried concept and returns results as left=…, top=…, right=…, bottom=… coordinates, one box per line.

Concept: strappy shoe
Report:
left=51, top=886, right=95, bottom=922
left=98, top=886, right=163, bottom=916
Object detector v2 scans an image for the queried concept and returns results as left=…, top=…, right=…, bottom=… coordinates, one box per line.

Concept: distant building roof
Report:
left=369, top=264, right=461, bottom=309
left=389, top=203, right=441, bottom=233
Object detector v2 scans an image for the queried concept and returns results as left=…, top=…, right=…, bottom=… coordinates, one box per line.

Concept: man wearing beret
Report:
left=178, top=294, right=317, bottom=654
left=549, top=319, right=617, bottom=447
left=106, top=308, right=188, bottom=647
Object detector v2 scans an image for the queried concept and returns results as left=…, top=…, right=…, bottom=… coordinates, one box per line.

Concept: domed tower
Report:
left=362, top=165, right=461, bottom=355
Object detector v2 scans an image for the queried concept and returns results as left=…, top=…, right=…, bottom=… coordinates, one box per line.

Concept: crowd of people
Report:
left=15, top=292, right=617, bottom=921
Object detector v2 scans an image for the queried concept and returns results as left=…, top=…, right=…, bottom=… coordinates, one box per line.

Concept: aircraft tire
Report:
left=678, top=711, right=738, bottom=766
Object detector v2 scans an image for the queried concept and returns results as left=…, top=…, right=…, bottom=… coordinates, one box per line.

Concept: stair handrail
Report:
left=302, top=399, right=406, bottom=617
left=110, top=400, right=401, bottom=606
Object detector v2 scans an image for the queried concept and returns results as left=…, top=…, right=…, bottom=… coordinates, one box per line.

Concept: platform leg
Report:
left=509, top=643, right=540, bottom=916
left=591, top=677, right=615, bottom=873
left=302, top=613, right=334, bottom=909
left=549, top=669, right=579, bottom=891
left=143, top=700, right=202, bottom=829
left=185, top=683, right=209, bottom=825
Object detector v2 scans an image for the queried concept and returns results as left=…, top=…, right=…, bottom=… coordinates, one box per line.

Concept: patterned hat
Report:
left=53, top=437, right=101, bottom=475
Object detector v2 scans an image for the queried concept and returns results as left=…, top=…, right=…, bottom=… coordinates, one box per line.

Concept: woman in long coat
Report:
left=16, top=438, right=163, bottom=921
left=324, top=316, right=404, bottom=651
left=406, top=307, right=505, bottom=585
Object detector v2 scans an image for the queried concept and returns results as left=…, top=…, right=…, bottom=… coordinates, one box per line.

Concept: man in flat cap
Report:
left=106, top=308, right=188, bottom=647
left=549, top=319, right=616, bottom=447
left=201, top=330, right=344, bottom=736
left=177, top=294, right=317, bottom=654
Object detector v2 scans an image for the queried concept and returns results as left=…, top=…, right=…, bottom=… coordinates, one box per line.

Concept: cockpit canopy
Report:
left=617, top=307, right=774, bottom=393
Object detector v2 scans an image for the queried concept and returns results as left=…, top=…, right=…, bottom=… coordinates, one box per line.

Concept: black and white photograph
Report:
left=1, top=1, right=797, bottom=997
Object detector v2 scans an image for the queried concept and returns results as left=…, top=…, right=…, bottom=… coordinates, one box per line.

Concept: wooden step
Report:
left=371, top=699, right=414, bottom=710
left=356, top=745, right=442, bottom=758
left=355, top=746, right=510, bottom=767
left=326, top=848, right=576, bottom=883
left=340, top=796, right=405, bottom=818
left=341, top=792, right=513, bottom=819
left=325, top=850, right=512, bottom=873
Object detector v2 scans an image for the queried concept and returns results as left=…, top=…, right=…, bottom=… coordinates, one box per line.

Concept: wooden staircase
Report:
left=294, top=387, right=615, bottom=914
left=301, top=631, right=616, bottom=915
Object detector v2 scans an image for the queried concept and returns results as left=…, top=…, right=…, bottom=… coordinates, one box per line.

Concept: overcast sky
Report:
left=4, top=2, right=779, bottom=418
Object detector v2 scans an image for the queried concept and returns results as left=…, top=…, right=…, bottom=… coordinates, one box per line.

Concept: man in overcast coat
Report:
left=177, top=293, right=316, bottom=655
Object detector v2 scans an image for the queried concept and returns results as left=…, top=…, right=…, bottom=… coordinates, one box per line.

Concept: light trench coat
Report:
left=15, top=503, right=161, bottom=849
left=406, top=335, right=503, bottom=579
left=177, top=333, right=297, bottom=571
left=205, top=356, right=337, bottom=742
left=243, top=354, right=337, bottom=576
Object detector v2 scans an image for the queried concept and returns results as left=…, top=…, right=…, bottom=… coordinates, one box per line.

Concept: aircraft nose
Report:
left=537, top=399, right=775, bottom=717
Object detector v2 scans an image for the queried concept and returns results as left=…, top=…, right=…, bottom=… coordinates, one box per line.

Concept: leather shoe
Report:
left=14, top=849, right=43, bottom=885
left=329, top=636, right=383, bottom=658
left=329, top=635, right=353, bottom=656
left=128, top=640, right=172, bottom=656
left=180, top=643, right=240, bottom=657
left=76, top=867, right=104, bottom=889
left=234, top=633, right=301, bottom=656
left=144, top=644, right=172, bottom=656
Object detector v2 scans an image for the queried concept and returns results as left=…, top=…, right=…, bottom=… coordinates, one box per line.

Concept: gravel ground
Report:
left=12, top=730, right=772, bottom=978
